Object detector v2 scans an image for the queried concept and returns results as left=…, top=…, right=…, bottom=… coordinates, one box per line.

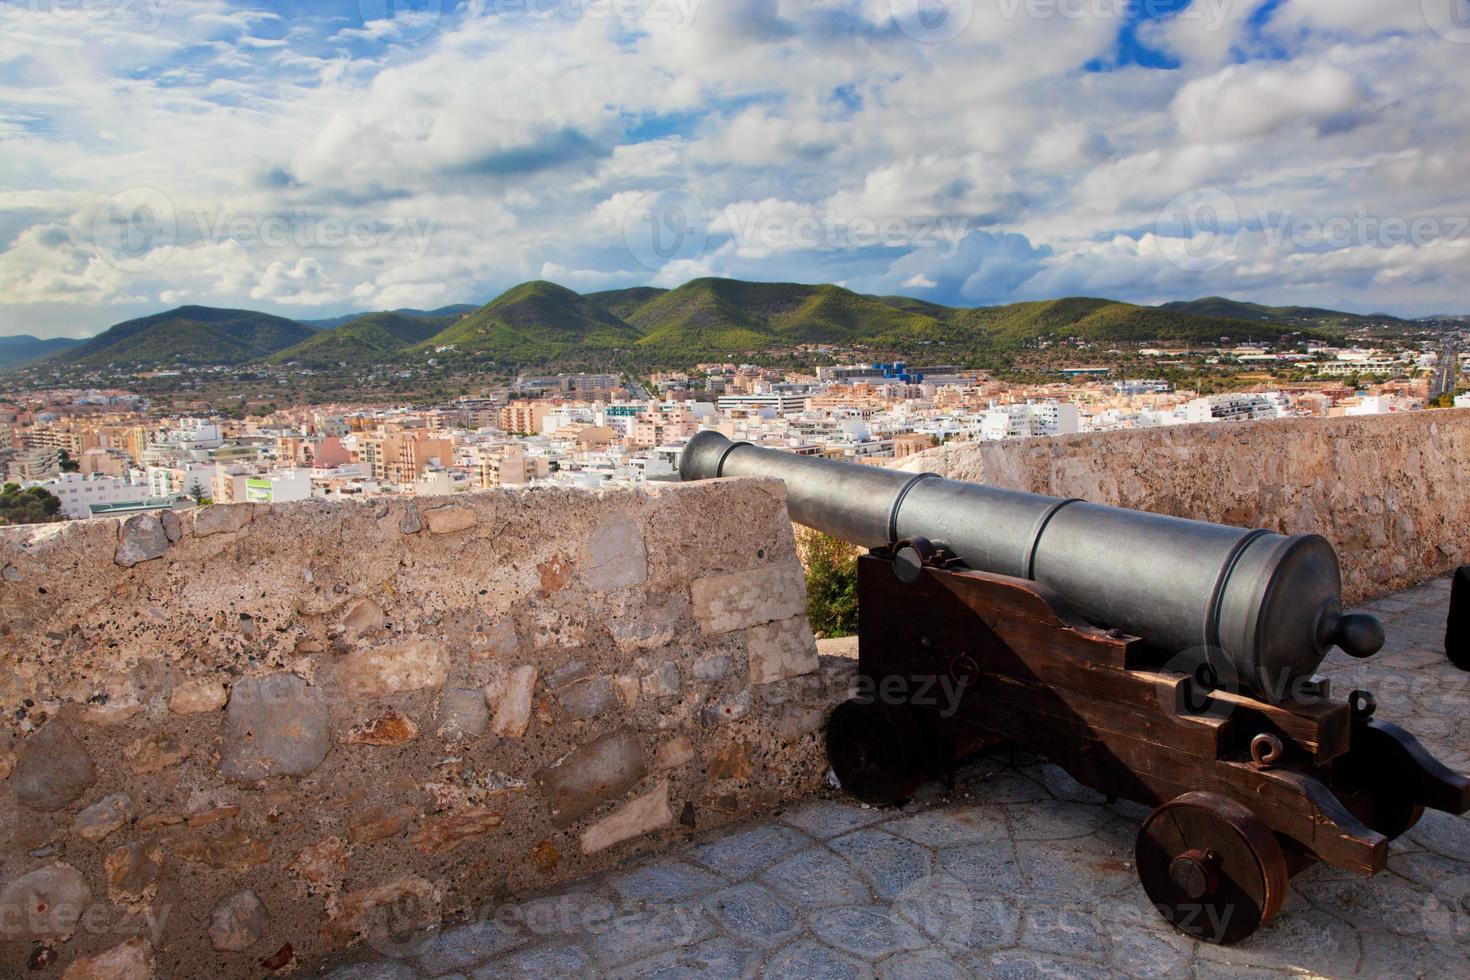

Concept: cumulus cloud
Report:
left=1171, top=62, right=1368, bottom=142
left=1, top=0, right=1467, bottom=339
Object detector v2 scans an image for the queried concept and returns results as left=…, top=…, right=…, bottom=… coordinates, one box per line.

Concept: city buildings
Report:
left=1, top=352, right=1456, bottom=525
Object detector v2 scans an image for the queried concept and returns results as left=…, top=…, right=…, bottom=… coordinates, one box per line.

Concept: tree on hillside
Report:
left=58, top=449, right=80, bottom=473
left=0, top=485, right=63, bottom=526
left=187, top=479, right=211, bottom=506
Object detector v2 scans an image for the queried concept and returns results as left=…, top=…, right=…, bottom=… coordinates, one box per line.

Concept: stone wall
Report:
left=902, top=408, right=1470, bottom=604
left=0, top=481, right=852, bottom=978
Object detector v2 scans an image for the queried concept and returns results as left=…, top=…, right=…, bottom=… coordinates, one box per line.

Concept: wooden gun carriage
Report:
left=828, top=543, right=1470, bottom=944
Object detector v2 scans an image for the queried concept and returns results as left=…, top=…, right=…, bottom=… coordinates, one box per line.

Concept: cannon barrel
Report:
left=680, top=431, right=1383, bottom=702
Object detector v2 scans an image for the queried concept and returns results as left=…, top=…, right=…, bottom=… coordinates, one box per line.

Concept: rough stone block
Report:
left=60, top=937, right=152, bottom=980
left=342, top=597, right=386, bottom=635
left=654, top=735, right=696, bottom=771
left=173, top=831, right=270, bottom=871
left=436, top=688, right=490, bottom=740
left=557, top=675, right=619, bottom=721
left=694, top=653, right=733, bottom=681
left=292, top=837, right=349, bottom=887
left=747, top=616, right=819, bottom=685
left=614, top=675, right=640, bottom=706
left=10, top=722, right=95, bottom=812
left=104, top=840, right=164, bottom=903
left=581, top=779, right=673, bottom=854
left=123, top=731, right=191, bottom=775
left=169, top=677, right=229, bottom=714
left=413, top=808, right=505, bottom=854
left=72, top=793, right=135, bottom=843
left=702, top=689, right=752, bottom=727
left=473, top=618, right=519, bottom=660
left=581, top=519, right=648, bottom=591
left=708, top=741, right=753, bottom=780
left=0, top=864, right=92, bottom=940
left=537, top=728, right=648, bottom=826
left=491, top=665, right=538, bottom=738
left=115, top=513, right=170, bottom=567
left=208, top=889, right=270, bottom=952
left=218, top=673, right=331, bottom=782
left=322, top=877, right=439, bottom=950
left=192, top=504, right=253, bottom=537
left=342, top=709, right=419, bottom=746
left=348, top=804, right=417, bottom=844
left=336, top=640, right=449, bottom=699
left=691, top=565, right=807, bottom=634
left=777, top=704, right=827, bottom=741
left=424, top=505, right=479, bottom=534
left=642, top=661, right=682, bottom=699
left=608, top=602, right=681, bottom=652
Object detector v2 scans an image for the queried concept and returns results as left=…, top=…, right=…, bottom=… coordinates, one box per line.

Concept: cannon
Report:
left=681, top=432, right=1470, bottom=944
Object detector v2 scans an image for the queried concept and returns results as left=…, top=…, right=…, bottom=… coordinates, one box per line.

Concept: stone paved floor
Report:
left=323, top=577, right=1470, bottom=979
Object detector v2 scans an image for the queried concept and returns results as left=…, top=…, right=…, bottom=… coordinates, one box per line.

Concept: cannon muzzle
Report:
left=680, top=430, right=1381, bottom=702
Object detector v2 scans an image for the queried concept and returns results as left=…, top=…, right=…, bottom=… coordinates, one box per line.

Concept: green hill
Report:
left=584, top=287, right=667, bottom=321
left=60, top=306, right=314, bottom=368
left=1161, top=297, right=1414, bottom=332
left=414, top=281, right=643, bottom=364
left=41, top=280, right=1346, bottom=375
left=623, top=278, right=946, bottom=358
left=950, top=297, right=1286, bottom=346
left=299, top=305, right=479, bottom=331
left=0, top=335, right=84, bottom=369
left=270, top=312, right=454, bottom=368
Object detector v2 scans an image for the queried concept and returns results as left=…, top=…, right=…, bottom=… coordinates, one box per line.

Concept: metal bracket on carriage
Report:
left=890, top=536, right=959, bottom=583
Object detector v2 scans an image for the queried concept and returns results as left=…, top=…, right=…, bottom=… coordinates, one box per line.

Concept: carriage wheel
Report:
left=1135, top=792, right=1289, bottom=945
left=825, top=697, right=927, bottom=806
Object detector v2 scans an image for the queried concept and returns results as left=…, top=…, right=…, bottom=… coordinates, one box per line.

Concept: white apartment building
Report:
left=1455, top=393, right=1470, bottom=409
left=1316, top=351, right=1408, bottom=377
left=980, top=402, right=1081, bottom=440
left=227, top=470, right=312, bottom=504
left=1344, top=395, right=1408, bottom=416
left=716, top=392, right=810, bottom=416
left=37, top=473, right=148, bottom=519
left=1182, top=393, right=1286, bottom=424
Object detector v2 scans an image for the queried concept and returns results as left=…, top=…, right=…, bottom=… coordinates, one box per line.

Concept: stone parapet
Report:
left=0, top=480, right=853, bottom=977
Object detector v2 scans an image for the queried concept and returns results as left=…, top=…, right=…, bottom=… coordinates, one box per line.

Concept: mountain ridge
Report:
left=270, top=312, right=456, bottom=368
left=56, top=306, right=314, bottom=369
left=18, top=280, right=1430, bottom=374
left=0, top=335, right=84, bottom=369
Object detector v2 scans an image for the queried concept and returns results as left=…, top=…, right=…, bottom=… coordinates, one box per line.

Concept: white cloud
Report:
left=1171, top=62, right=1367, bottom=142
left=2, top=0, right=1468, bottom=339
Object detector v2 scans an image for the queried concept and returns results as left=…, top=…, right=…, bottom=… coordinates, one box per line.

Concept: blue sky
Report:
left=1, top=0, right=1468, bottom=338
